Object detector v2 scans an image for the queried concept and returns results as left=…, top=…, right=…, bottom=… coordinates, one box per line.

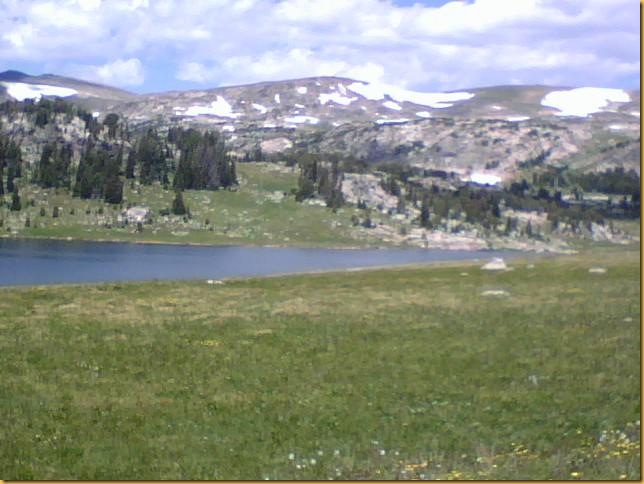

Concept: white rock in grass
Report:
left=481, top=289, right=509, bottom=296
left=206, top=279, right=215, bottom=284
left=588, top=267, right=607, bottom=273
left=481, top=258, right=507, bottom=271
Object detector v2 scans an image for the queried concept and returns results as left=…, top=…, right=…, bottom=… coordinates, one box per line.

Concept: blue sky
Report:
left=0, top=0, right=639, bottom=93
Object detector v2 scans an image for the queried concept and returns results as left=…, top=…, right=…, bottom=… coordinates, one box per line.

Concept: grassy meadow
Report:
left=0, top=246, right=640, bottom=479
left=1, top=162, right=381, bottom=248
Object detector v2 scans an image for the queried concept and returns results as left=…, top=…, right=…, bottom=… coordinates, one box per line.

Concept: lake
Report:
left=0, top=238, right=515, bottom=286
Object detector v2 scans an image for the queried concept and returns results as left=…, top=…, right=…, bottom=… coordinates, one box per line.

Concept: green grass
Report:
left=0, top=246, right=639, bottom=479
left=1, top=163, right=379, bottom=248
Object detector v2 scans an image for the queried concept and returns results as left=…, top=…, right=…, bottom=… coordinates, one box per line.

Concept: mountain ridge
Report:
left=0, top=70, right=639, bottom=179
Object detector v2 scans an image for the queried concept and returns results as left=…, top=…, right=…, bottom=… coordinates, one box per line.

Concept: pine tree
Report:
left=420, top=194, right=431, bottom=228
left=5, top=140, right=22, bottom=193
left=138, top=128, right=166, bottom=184
left=172, top=189, right=187, bottom=215
left=10, top=185, right=21, bottom=211
left=125, top=150, right=136, bottom=179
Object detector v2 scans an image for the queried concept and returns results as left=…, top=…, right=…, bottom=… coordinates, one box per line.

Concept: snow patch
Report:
left=416, top=111, right=431, bottom=118
left=375, top=118, right=409, bottom=125
left=283, top=115, right=319, bottom=124
left=252, top=103, right=268, bottom=114
left=294, top=103, right=305, bottom=108
left=263, top=122, right=277, bottom=128
left=296, top=86, right=307, bottom=94
left=318, top=92, right=357, bottom=106
left=506, top=115, right=530, bottom=122
left=1, top=81, right=78, bottom=101
left=469, top=173, right=502, bottom=185
left=629, top=111, right=640, bottom=117
left=490, top=105, right=503, bottom=111
left=184, top=96, right=241, bottom=118
left=222, top=125, right=235, bottom=132
left=347, top=81, right=474, bottom=108
left=274, top=93, right=280, bottom=104
left=541, top=87, right=630, bottom=117
left=337, top=83, right=347, bottom=95
left=91, top=111, right=100, bottom=118
left=383, top=100, right=402, bottom=111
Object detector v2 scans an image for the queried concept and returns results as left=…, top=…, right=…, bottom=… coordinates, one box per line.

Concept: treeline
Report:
left=533, top=166, right=640, bottom=196
left=288, top=151, right=344, bottom=209
left=169, top=127, right=237, bottom=190
left=0, top=98, right=239, bottom=208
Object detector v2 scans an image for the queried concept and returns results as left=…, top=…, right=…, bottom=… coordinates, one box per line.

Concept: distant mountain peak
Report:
left=0, top=70, right=29, bottom=81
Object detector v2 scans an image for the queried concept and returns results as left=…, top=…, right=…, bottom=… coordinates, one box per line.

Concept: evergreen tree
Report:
left=103, top=150, right=124, bottom=204
left=172, top=189, right=187, bottom=215
left=138, top=128, right=166, bottom=184
left=103, top=113, right=120, bottom=139
left=10, top=185, right=21, bottom=211
left=125, top=150, right=136, bottom=179
left=420, top=194, right=431, bottom=228
left=5, top=140, right=22, bottom=193
left=0, top=160, right=4, bottom=196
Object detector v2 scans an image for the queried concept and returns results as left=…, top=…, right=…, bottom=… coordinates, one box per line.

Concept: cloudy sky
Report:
left=0, top=0, right=638, bottom=93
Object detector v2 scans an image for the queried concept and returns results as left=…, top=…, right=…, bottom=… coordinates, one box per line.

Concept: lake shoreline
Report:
left=0, top=233, right=515, bottom=252
left=0, top=237, right=522, bottom=287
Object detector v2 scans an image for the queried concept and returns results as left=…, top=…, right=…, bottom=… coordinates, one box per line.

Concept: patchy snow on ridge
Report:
left=469, top=173, right=502, bottom=185
left=347, top=81, right=474, bottom=108
left=318, top=92, right=357, bottom=106
left=1, top=81, right=78, bottom=101
left=416, top=111, right=431, bottom=118
left=274, top=93, right=281, bottom=104
left=540, top=87, right=630, bottom=117
left=375, top=118, right=409, bottom=125
left=284, top=115, right=319, bottom=124
left=506, top=115, right=530, bottom=122
left=184, top=96, right=241, bottom=118
left=383, top=101, right=402, bottom=111
left=252, top=103, right=268, bottom=114
left=296, top=86, right=307, bottom=94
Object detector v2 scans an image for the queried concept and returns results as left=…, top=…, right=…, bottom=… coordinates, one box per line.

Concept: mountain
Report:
left=0, top=70, right=138, bottom=112
left=0, top=71, right=639, bottom=179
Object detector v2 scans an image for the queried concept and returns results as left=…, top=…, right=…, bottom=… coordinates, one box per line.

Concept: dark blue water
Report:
left=0, top=238, right=514, bottom=286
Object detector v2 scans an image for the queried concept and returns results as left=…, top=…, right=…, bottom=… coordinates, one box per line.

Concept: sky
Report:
left=0, top=0, right=639, bottom=94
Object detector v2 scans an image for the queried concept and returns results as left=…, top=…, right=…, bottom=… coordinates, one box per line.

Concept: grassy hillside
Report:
left=0, top=247, right=639, bottom=479
left=2, top=163, right=377, bottom=248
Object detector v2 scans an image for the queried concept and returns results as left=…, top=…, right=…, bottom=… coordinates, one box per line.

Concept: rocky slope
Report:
left=0, top=71, right=639, bottom=181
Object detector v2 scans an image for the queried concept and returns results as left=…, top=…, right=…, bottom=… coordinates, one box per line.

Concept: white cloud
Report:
left=176, top=61, right=216, bottom=83
left=0, top=0, right=637, bottom=92
left=74, top=58, right=145, bottom=86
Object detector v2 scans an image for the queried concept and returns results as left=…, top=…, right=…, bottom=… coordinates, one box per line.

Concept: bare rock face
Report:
left=481, top=258, right=508, bottom=271
left=341, top=173, right=399, bottom=211
left=260, top=137, right=293, bottom=153
left=0, top=71, right=640, bottom=182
